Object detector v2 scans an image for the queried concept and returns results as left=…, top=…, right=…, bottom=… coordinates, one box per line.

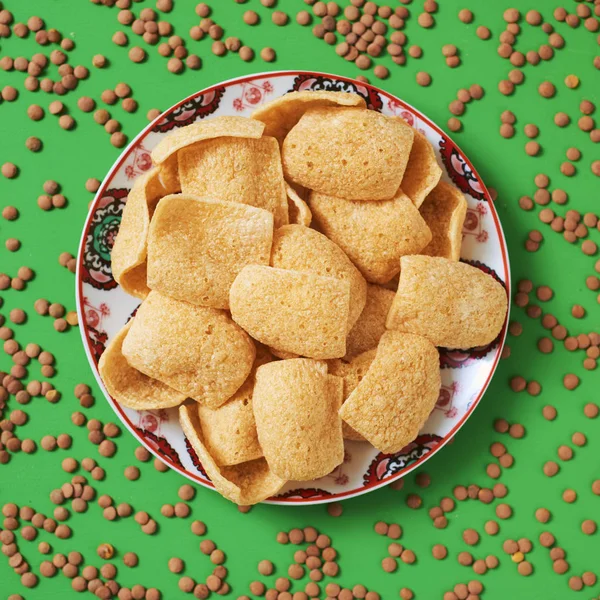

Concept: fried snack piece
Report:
left=122, top=291, right=255, bottom=407
left=309, top=189, right=432, bottom=284
left=111, top=168, right=167, bottom=299
left=197, top=346, right=272, bottom=466
left=345, top=284, right=396, bottom=358
left=151, top=115, right=264, bottom=165
left=386, top=255, right=508, bottom=348
left=253, top=359, right=344, bottom=480
left=230, top=265, right=350, bottom=359
left=99, top=320, right=186, bottom=410
left=339, top=331, right=440, bottom=453
left=157, top=153, right=181, bottom=194
left=271, top=224, right=367, bottom=330
left=251, top=90, right=366, bottom=145
left=285, top=182, right=312, bottom=226
left=178, top=136, right=288, bottom=228
left=282, top=107, right=414, bottom=201
left=401, top=128, right=443, bottom=208
left=180, top=405, right=286, bottom=504
left=420, top=181, right=468, bottom=261
left=328, top=349, right=377, bottom=441
left=147, top=195, right=273, bottom=309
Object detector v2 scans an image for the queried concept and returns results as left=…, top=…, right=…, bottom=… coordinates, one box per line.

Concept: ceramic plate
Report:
left=76, top=71, right=510, bottom=505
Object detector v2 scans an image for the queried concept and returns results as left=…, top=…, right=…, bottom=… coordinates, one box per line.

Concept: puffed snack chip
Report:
left=122, top=291, right=255, bottom=407
left=285, top=182, right=312, bottom=226
left=196, top=346, right=272, bottom=467
left=253, top=359, right=344, bottom=480
left=282, top=107, right=414, bottom=201
left=386, top=255, right=508, bottom=348
left=178, top=136, right=288, bottom=228
left=151, top=115, right=264, bottom=165
left=229, top=265, right=350, bottom=359
left=344, top=283, right=396, bottom=359
left=271, top=224, right=367, bottom=330
left=99, top=320, right=187, bottom=410
left=251, top=90, right=366, bottom=145
left=401, top=128, right=443, bottom=208
left=111, top=168, right=168, bottom=299
left=180, top=405, right=286, bottom=505
left=309, top=189, right=432, bottom=284
left=339, top=331, right=441, bottom=453
left=147, top=195, right=273, bottom=309
left=419, top=181, right=468, bottom=261
left=327, top=348, right=377, bottom=441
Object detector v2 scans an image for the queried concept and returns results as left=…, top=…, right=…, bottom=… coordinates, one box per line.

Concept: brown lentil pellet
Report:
left=416, top=72, right=431, bottom=87
left=563, top=373, right=579, bottom=390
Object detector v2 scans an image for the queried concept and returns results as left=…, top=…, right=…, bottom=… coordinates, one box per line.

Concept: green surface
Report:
left=1, top=0, right=599, bottom=598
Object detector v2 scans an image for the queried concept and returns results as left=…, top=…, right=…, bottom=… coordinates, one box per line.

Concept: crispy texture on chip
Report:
left=285, top=182, right=312, bottom=226
left=111, top=168, right=167, bottom=299
left=345, top=284, right=396, bottom=358
left=180, top=405, right=285, bottom=504
left=328, top=349, right=377, bottom=441
left=271, top=225, right=367, bottom=331
left=309, top=189, right=432, bottom=284
left=122, top=291, right=255, bottom=407
left=253, top=359, right=344, bottom=480
left=420, top=181, right=468, bottom=261
left=178, top=136, right=288, bottom=228
left=151, top=116, right=265, bottom=165
left=386, top=255, right=508, bottom=348
left=282, top=107, right=414, bottom=201
left=401, top=128, right=443, bottom=208
left=147, top=195, right=273, bottom=309
left=229, top=265, right=350, bottom=359
left=197, top=346, right=272, bottom=466
left=251, top=91, right=366, bottom=145
left=339, top=331, right=441, bottom=453
left=98, top=320, right=186, bottom=410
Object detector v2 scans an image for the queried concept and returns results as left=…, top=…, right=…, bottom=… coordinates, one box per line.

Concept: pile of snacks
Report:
left=100, top=90, right=508, bottom=504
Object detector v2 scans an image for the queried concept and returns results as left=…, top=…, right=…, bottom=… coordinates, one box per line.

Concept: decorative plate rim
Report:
left=76, top=70, right=511, bottom=505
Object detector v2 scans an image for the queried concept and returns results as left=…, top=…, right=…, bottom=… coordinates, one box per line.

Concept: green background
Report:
left=1, top=0, right=599, bottom=598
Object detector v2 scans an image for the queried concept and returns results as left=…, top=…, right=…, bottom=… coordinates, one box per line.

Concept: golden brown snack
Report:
left=328, top=349, right=377, bottom=441
left=99, top=320, right=186, bottom=411
left=420, top=181, right=468, bottom=261
left=339, top=331, right=441, bottom=453
left=111, top=168, right=167, bottom=299
left=401, top=128, right=443, bottom=208
left=285, top=182, right=312, bottom=226
left=196, top=346, right=272, bottom=467
left=178, top=136, right=288, bottom=228
left=253, top=359, right=344, bottom=480
left=229, top=265, right=350, bottom=359
left=180, top=405, right=286, bottom=505
left=345, top=284, right=396, bottom=358
left=386, top=255, right=508, bottom=348
left=147, top=195, right=273, bottom=309
left=271, top=224, right=367, bottom=330
left=251, top=90, right=366, bottom=145
left=157, top=153, right=181, bottom=194
left=151, top=116, right=264, bottom=165
left=122, top=291, right=255, bottom=407
left=282, top=107, right=414, bottom=201
left=309, top=189, right=432, bottom=284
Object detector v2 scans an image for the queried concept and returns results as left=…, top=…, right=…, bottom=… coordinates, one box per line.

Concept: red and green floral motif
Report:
left=290, top=73, right=384, bottom=112
left=363, top=434, right=443, bottom=486
left=81, top=188, right=128, bottom=291
left=152, top=87, right=225, bottom=133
